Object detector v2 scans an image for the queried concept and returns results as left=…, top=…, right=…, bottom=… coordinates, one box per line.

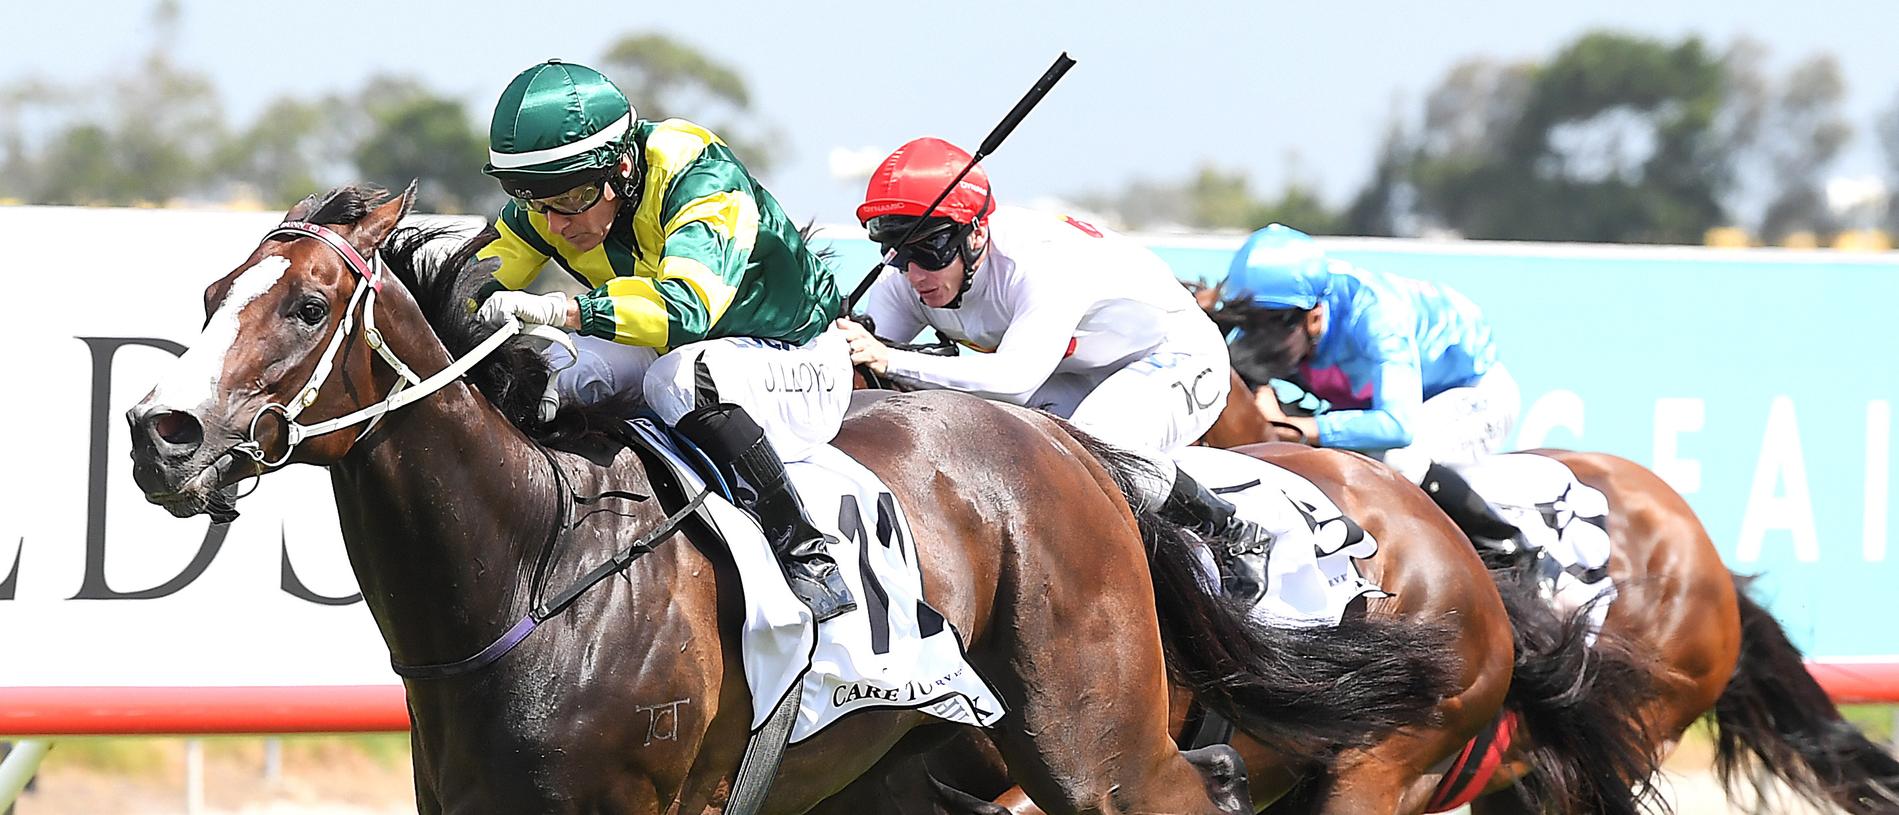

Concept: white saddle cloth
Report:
left=628, top=418, right=1006, bottom=744
left=1173, top=447, right=1389, bottom=629
left=1452, top=453, right=1618, bottom=642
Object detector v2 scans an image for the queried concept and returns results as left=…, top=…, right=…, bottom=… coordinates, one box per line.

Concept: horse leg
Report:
left=979, top=748, right=1253, bottom=815
left=979, top=445, right=1246, bottom=814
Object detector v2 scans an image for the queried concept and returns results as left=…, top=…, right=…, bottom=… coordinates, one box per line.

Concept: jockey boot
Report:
left=1421, top=462, right=1521, bottom=546
left=675, top=403, right=858, bottom=622
left=1163, top=465, right=1271, bottom=604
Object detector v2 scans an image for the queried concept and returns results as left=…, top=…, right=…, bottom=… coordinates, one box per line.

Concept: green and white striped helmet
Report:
left=483, top=60, right=636, bottom=199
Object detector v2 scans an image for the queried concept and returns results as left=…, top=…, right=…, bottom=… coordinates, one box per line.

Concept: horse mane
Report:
left=301, top=183, right=616, bottom=446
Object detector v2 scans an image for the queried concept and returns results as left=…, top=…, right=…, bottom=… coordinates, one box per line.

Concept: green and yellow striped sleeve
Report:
left=575, top=159, right=755, bottom=347
left=473, top=202, right=557, bottom=301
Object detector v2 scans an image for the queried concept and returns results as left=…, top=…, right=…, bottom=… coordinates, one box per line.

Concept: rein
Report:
left=212, top=219, right=698, bottom=679
left=227, top=220, right=573, bottom=469
left=851, top=313, right=961, bottom=390
left=391, top=475, right=707, bottom=680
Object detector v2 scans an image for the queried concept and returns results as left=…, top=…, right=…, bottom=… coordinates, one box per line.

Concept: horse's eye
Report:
left=296, top=298, right=329, bottom=326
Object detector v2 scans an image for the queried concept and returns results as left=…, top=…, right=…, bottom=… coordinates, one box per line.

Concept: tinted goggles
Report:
left=513, top=180, right=607, bottom=216
left=866, top=216, right=970, bottom=271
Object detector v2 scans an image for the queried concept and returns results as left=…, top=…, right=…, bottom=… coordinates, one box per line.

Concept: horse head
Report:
left=126, top=183, right=438, bottom=520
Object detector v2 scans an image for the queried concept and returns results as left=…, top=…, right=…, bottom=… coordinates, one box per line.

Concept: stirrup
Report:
left=778, top=533, right=856, bottom=622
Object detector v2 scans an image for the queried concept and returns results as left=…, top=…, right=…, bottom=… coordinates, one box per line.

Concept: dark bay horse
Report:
left=1202, top=326, right=1899, bottom=812
left=125, top=185, right=1463, bottom=814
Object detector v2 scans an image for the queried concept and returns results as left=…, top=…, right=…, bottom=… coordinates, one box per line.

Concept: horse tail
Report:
left=1483, top=555, right=1664, bottom=814
left=1711, top=573, right=1899, bottom=813
left=1052, top=419, right=1462, bottom=757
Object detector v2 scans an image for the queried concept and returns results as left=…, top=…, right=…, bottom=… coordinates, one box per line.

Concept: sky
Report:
left=7, top=0, right=1899, bottom=226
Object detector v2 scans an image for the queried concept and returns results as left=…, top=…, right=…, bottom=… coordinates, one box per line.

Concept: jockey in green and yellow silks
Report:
left=472, top=60, right=855, bottom=621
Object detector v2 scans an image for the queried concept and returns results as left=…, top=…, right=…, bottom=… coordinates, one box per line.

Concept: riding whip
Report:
left=841, top=52, right=1077, bottom=315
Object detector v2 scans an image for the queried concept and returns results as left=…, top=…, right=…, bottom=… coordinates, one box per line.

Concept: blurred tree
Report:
left=0, top=78, right=62, bottom=201
left=214, top=95, right=353, bottom=208
left=1401, top=32, right=1739, bottom=243
left=600, top=32, right=781, bottom=172
left=1251, top=182, right=1344, bottom=236
left=5, top=0, right=225, bottom=205
left=1342, top=114, right=1416, bottom=237
left=1077, top=162, right=1344, bottom=234
left=1875, top=93, right=1899, bottom=236
left=1184, top=166, right=1262, bottom=231
left=1751, top=55, right=1851, bottom=242
left=350, top=77, right=494, bottom=214
left=1074, top=177, right=1188, bottom=230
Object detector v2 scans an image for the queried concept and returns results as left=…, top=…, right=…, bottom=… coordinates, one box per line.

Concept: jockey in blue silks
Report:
left=1216, top=224, right=1521, bottom=540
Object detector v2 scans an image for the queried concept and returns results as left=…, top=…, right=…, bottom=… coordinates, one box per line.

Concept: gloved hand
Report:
left=476, top=290, right=570, bottom=329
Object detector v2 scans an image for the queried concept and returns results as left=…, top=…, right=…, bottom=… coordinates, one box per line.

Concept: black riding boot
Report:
left=1421, top=462, right=1520, bottom=545
left=675, top=403, right=857, bottom=622
left=1162, top=465, right=1270, bottom=604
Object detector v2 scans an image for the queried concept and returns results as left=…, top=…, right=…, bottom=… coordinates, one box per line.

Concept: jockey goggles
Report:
left=513, top=178, right=608, bottom=216
left=866, top=215, right=970, bottom=271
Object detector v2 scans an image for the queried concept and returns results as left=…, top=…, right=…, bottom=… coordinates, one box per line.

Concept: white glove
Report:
left=476, top=290, right=569, bottom=328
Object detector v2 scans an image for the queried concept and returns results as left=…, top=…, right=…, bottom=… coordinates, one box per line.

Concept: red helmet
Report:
left=856, top=137, right=994, bottom=226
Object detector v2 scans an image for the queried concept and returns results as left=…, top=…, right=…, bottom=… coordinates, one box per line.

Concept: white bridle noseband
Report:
left=229, top=220, right=570, bottom=468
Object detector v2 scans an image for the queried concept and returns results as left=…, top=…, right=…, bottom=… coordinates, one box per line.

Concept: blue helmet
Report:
left=1223, top=224, right=1330, bottom=309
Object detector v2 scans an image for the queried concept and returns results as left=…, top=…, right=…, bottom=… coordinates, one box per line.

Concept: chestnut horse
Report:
left=125, top=185, right=1465, bottom=814
left=1200, top=289, right=1899, bottom=812
left=842, top=394, right=1661, bottom=807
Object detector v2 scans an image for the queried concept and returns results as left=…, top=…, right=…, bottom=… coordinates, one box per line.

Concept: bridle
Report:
left=227, top=220, right=569, bottom=469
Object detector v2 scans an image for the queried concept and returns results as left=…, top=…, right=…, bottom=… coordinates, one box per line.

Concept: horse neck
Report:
left=328, top=326, right=561, bottom=668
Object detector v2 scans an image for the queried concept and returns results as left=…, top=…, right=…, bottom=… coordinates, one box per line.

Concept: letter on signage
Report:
left=1867, top=400, right=1890, bottom=563
left=1652, top=398, right=1705, bottom=495
left=71, top=337, right=228, bottom=600
left=1516, top=390, right=1584, bottom=449
left=1736, top=396, right=1819, bottom=564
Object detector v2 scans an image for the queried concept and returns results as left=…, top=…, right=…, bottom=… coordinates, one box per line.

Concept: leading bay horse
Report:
left=1201, top=282, right=1899, bottom=813
left=125, top=184, right=1461, bottom=814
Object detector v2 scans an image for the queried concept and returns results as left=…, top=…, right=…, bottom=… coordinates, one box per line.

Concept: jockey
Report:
left=1217, top=223, right=1520, bottom=541
left=832, top=137, right=1264, bottom=564
left=470, top=60, right=855, bottom=621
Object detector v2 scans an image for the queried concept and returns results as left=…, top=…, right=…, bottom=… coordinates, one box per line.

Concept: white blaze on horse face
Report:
left=148, top=255, right=292, bottom=412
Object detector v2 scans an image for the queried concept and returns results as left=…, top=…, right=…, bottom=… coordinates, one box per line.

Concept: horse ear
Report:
left=284, top=192, right=325, bottom=223
left=352, top=180, right=419, bottom=251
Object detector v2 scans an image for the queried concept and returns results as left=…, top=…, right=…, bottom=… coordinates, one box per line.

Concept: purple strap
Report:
left=269, top=221, right=381, bottom=290
left=391, top=615, right=538, bottom=680
left=386, top=429, right=710, bottom=682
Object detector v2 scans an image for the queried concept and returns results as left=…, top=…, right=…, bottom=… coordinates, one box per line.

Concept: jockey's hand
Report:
left=1254, top=386, right=1289, bottom=420
left=477, top=291, right=577, bottom=331
left=831, top=317, right=891, bottom=375
left=1254, top=387, right=1319, bottom=445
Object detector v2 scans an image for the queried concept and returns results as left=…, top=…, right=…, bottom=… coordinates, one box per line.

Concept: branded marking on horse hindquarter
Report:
left=150, top=255, right=291, bottom=410
left=633, top=698, right=691, bottom=746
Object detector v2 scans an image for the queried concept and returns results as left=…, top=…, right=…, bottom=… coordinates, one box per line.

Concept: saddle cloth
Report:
left=1173, top=447, right=1389, bottom=628
left=626, top=418, right=1006, bottom=744
left=1452, top=453, right=1617, bottom=642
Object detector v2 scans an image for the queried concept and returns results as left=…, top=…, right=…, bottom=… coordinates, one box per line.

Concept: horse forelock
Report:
left=294, top=184, right=386, bottom=227
left=274, top=184, right=616, bottom=447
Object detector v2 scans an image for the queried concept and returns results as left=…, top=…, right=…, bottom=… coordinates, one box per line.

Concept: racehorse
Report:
left=125, top=184, right=1464, bottom=814
left=1202, top=289, right=1899, bottom=813
left=842, top=392, right=1662, bottom=808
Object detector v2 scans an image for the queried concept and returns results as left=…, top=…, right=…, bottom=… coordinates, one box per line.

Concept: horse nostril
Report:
left=152, top=411, right=204, bottom=448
